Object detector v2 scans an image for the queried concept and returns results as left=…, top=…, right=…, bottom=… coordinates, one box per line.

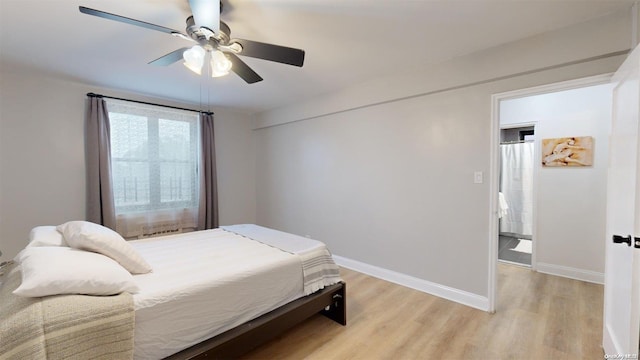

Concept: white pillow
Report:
left=57, top=221, right=152, bottom=274
left=28, top=226, right=66, bottom=247
left=13, top=247, right=139, bottom=297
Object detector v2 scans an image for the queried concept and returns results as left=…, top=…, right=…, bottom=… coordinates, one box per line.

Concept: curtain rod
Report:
left=86, top=92, right=213, bottom=115
left=500, top=140, right=533, bottom=144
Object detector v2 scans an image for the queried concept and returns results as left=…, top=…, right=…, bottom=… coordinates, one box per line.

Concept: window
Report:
left=106, top=100, right=200, bottom=236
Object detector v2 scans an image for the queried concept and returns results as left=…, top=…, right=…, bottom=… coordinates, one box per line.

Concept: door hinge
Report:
left=614, top=234, right=640, bottom=248
left=613, top=234, right=632, bottom=246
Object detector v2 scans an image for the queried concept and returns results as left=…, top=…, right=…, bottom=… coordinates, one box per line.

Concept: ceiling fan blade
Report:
left=79, top=6, right=186, bottom=36
left=226, top=53, right=263, bottom=84
left=188, top=0, right=220, bottom=33
left=149, top=47, right=191, bottom=66
left=231, top=39, right=305, bottom=67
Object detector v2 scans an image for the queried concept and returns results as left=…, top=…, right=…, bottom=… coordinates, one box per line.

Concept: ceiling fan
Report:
left=79, top=0, right=305, bottom=84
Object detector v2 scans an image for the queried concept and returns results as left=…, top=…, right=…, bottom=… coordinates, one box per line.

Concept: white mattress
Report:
left=129, top=228, right=305, bottom=359
left=221, top=224, right=327, bottom=254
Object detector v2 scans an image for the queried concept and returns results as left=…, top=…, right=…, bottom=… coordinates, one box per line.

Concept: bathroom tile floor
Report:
left=498, top=235, right=531, bottom=266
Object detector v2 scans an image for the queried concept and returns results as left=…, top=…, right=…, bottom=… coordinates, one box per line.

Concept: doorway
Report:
left=488, top=73, right=614, bottom=312
left=498, top=126, right=535, bottom=267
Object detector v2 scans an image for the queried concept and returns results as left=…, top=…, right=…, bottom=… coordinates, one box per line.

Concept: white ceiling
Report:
left=0, top=0, right=635, bottom=113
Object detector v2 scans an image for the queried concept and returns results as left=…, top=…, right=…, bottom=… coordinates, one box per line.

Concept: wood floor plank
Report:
left=240, top=264, right=605, bottom=359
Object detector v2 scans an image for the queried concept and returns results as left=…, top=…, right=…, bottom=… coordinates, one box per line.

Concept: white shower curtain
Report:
left=500, top=142, right=534, bottom=237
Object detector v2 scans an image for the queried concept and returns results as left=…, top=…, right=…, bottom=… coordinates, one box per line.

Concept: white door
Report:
left=603, top=44, right=640, bottom=356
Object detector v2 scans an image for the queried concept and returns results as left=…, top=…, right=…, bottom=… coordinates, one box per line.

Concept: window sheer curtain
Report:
left=85, top=95, right=218, bottom=237
left=108, top=100, right=200, bottom=238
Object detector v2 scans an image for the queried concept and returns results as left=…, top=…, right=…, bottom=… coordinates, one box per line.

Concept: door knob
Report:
left=612, top=234, right=632, bottom=246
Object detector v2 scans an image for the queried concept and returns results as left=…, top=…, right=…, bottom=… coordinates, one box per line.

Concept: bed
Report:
left=0, top=224, right=346, bottom=359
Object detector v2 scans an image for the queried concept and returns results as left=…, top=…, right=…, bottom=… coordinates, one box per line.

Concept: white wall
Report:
left=252, top=10, right=632, bottom=307
left=0, top=66, right=256, bottom=261
left=500, top=83, right=612, bottom=282
left=256, top=85, right=492, bottom=298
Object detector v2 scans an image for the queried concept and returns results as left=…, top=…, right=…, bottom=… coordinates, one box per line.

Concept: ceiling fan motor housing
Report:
left=186, top=16, right=231, bottom=48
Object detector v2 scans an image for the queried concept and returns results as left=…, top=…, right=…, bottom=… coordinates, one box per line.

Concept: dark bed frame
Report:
left=164, top=282, right=346, bottom=359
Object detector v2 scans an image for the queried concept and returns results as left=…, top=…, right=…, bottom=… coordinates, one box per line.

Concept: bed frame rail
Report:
left=165, top=282, right=346, bottom=359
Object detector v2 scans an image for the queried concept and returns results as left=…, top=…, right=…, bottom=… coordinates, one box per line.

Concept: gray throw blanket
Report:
left=0, top=263, right=134, bottom=359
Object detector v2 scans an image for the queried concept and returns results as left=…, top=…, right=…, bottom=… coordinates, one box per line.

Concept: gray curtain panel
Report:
left=198, top=112, right=219, bottom=230
left=85, top=96, right=116, bottom=229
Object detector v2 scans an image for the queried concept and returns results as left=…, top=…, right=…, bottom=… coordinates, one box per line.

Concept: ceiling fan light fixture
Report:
left=183, top=45, right=206, bottom=75
left=210, top=50, right=232, bottom=77
left=79, top=5, right=304, bottom=84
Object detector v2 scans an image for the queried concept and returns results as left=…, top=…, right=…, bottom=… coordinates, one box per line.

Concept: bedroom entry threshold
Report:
left=498, top=259, right=531, bottom=268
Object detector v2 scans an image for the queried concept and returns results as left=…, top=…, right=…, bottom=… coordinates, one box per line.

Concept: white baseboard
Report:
left=603, top=323, right=619, bottom=356
left=332, top=255, right=490, bottom=312
left=536, top=262, right=604, bottom=284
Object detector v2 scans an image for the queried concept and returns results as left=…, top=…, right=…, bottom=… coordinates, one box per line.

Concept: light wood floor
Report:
left=240, top=264, right=604, bottom=360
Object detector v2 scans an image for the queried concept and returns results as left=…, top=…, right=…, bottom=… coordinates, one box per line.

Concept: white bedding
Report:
left=222, top=224, right=343, bottom=295
left=129, top=226, right=341, bottom=359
